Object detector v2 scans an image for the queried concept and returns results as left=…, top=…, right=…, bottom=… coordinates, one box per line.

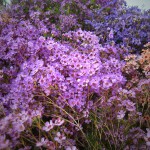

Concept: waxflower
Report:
left=0, top=135, right=9, bottom=149
left=144, top=128, right=150, bottom=146
left=36, top=137, right=49, bottom=147
left=66, top=146, right=77, bottom=150
left=117, top=110, right=126, bottom=120
left=54, top=118, right=65, bottom=126
left=54, top=132, right=66, bottom=144
left=13, top=122, right=25, bottom=132
left=42, top=120, right=54, bottom=132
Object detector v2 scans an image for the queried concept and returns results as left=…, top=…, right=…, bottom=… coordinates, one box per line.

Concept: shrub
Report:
left=0, top=0, right=149, bottom=149
left=85, top=3, right=150, bottom=53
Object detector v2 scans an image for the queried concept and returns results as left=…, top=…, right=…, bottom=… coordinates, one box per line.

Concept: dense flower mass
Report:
left=0, top=0, right=149, bottom=149
left=86, top=2, right=150, bottom=53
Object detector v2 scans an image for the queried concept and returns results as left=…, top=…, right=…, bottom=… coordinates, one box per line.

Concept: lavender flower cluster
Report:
left=0, top=0, right=149, bottom=149
left=86, top=1, right=150, bottom=53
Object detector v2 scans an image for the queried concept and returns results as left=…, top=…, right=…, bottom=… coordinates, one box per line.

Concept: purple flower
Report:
left=66, top=146, right=77, bottom=150
left=54, top=132, right=66, bottom=144
left=0, top=135, right=9, bottom=149
left=54, top=118, right=64, bottom=126
left=144, top=128, right=150, bottom=146
left=117, top=110, right=126, bottom=120
left=28, top=41, right=34, bottom=48
left=13, top=122, right=25, bottom=132
left=42, top=120, right=54, bottom=132
left=36, top=137, right=49, bottom=147
left=122, top=100, right=136, bottom=112
left=109, top=29, right=114, bottom=39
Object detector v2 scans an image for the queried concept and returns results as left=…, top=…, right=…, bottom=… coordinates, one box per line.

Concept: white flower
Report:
left=77, top=79, right=81, bottom=82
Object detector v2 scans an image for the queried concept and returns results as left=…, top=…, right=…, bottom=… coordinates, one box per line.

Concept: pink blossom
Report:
left=54, top=118, right=64, bottom=126
left=117, top=110, right=126, bottom=120
left=42, top=120, right=54, bottom=132
left=54, top=132, right=66, bottom=144
left=36, top=137, right=49, bottom=147
left=66, top=146, right=77, bottom=150
left=0, top=135, right=9, bottom=149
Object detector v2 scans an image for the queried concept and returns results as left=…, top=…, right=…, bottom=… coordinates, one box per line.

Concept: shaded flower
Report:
left=0, top=135, right=9, bottom=149
left=36, top=137, right=49, bottom=147
left=54, top=118, right=64, bottom=126
left=66, top=146, right=77, bottom=150
left=144, top=128, right=150, bottom=146
left=54, top=132, right=66, bottom=144
left=117, top=110, right=126, bottom=120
